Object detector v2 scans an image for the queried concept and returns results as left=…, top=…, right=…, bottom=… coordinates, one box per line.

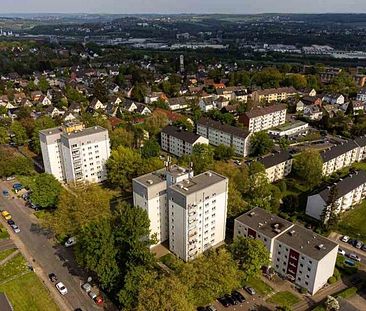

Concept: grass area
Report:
left=0, top=248, right=16, bottom=261
left=312, top=305, right=326, bottom=311
left=336, top=256, right=358, bottom=276
left=0, top=223, right=9, bottom=240
left=0, top=272, right=59, bottom=311
left=352, top=161, right=366, bottom=172
left=267, top=291, right=300, bottom=307
left=160, top=253, right=178, bottom=269
left=338, top=201, right=366, bottom=242
left=245, top=277, right=273, bottom=296
left=336, top=287, right=358, bottom=299
left=0, top=249, right=59, bottom=311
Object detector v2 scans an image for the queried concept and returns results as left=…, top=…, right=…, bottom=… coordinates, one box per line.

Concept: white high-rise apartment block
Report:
left=133, top=165, right=229, bottom=262
left=39, top=122, right=110, bottom=184
left=168, top=171, right=228, bottom=262
left=234, top=207, right=338, bottom=295
left=132, top=164, right=193, bottom=246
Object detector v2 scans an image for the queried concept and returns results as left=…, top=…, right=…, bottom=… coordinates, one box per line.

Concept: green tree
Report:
left=214, top=144, right=235, bottom=161
left=321, top=186, right=340, bottom=230
left=278, top=137, right=290, bottom=150
left=10, top=121, right=28, bottom=145
left=38, top=76, right=50, bottom=93
left=45, top=184, right=112, bottom=237
left=92, top=80, right=108, bottom=103
left=230, top=236, right=270, bottom=280
left=31, top=116, right=56, bottom=154
left=293, top=149, right=323, bottom=188
left=284, top=74, right=307, bottom=89
left=131, top=83, right=147, bottom=102
left=0, top=147, right=34, bottom=177
left=144, top=111, right=169, bottom=136
left=136, top=274, right=194, bottom=311
left=28, top=173, right=61, bottom=209
left=106, top=146, right=142, bottom=190
left=0, top=127, right=9, bottom=144
left=172, top=118, right=194, bottom=132
left=110, top=127, right=134, bottom=149
left=75, top=218, right=120, bottom=290
left=250, top=132, right=274, bottom=156
left=141, top=139, right=160, bottom=159
left=191, top=144, right=215, bottom=174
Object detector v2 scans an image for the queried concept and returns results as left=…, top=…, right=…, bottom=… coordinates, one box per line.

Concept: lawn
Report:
left=352, top=161, right=366, bottom=172
left=0, top=272, right=59, bottom=311
left=245, top=277, right=273, bottom=296
left=338, top=201, right=366, bottom=242
left=0, top=223, right=9, bottom=240
left=267, top=291, right=300, bottom=307
left=0, top=250, right=59, bottom=311
left=0, top=248, right=16, bottom=261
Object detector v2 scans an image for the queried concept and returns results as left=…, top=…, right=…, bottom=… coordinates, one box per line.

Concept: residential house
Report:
left=88, top=98, right=105, bottom=111
left=233, top=90, right=248, bottom=103
left=251, top=87, right=298, bottom=103
left=144, top=91, right=167, bottom=104
left=168, top=97, right=189, bottom=111
left=161, top=125, right=209, bottom=157
left=38, top=95, right=52, bottom=106
left=322, top=94, right=345, bottom=105
left=30, top=91, right=43, bottom=102
left=303, top=105, right=323, bottom=121
left=45, top=106, right=64, bottom=118
left=197, top=117, right=251, bottom=157
left=234, top=207, right=338, bottom=295
left=306, top=171, right=366, bottom=221
left=356, top=88, right=366, bottom=102
left=238, top=104, right=287, bottom=133
left=198, top=96, right=217, bottom=112
left=258, top=151, right=293, bottom=182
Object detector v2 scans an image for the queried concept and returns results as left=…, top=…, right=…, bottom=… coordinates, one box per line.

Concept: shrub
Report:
left=337, top=287, right=357, bottom=299
left=328, top=276, right=337, bottom=284
left=333, top=268, right=341, bottom=281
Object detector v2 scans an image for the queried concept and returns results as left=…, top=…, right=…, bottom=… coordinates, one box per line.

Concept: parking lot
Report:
left=329, top=232, right=366, bottom=263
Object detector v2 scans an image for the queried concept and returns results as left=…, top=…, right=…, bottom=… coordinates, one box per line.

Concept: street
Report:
left=0, top=180, right=101, bottom=311
left=329, top=232, right=366, bottom=263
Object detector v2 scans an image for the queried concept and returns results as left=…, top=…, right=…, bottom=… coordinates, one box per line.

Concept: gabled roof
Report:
left=259, top=151, right=292, bottom=169
left=162, top=125, right=203, bottom=144
left=318, top=171, right=366, bottom=202
left=320, top=140, right=359, bottom=162
left=198, top=117, right=250, bottom=139
left=355, top=135, right=366, bottom=147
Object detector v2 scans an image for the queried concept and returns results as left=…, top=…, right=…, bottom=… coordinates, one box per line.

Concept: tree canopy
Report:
left=28, top=173, right=62, bottom=209
left=250, top=131, right=274, bottom=156
left=293, top=149, right=323, bottom=188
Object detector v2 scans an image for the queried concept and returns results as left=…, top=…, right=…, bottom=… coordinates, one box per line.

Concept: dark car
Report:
left=48, top=273, right=58, bottom=282
left=225, top=294, right=237, bottom=305
left=218, top=297, right=230, bottom=308
left=74, top=309, right=83, bottom=311
left=348, top=239, right=356, bottom=245
left=232, top=290, right=245, bottom=303
left=197, top=307, right=207, bottom=311
left=7, top=219, right=15, bottom=226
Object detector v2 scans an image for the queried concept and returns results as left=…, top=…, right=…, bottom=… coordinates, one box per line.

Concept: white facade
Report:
left=40, top=124, right=110, bottom=184
left=264, top=159, right=293, bottom=183
left=234, top=208, right=338, bottom=295
left=268, top=121, right=309, bottom=138
left=356, top=90, right=366, bottom=102
left=197, top=117, right=251, bottom=157
left=168, top=171, right=228, bottom=262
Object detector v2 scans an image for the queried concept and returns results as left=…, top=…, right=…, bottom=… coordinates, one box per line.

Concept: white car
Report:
left=338, top=248, right=346, bottom=256
left=341, top=235, right=350, bottom=243
left=11, top=224, right=20, bottom=233
left=56, top=282, right=68, bottom=295
left=348, top=253, right=361, bottom=262
left=65, top=237, right=76, bottom=247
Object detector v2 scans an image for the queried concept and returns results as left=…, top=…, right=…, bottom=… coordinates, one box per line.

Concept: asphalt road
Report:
left=329, top=233, right=366, bottom=263
left=0, top=181, right=100, bottom=311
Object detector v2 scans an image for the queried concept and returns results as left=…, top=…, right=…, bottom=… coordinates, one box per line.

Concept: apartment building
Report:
left=251, top=87, right=297, bottom=103
left=321, top=140, right=359, bottom=176
left=268, top=121, right=309, bottom=138
left=161, top=125, right=209, bottom=157
left=356, top=88, right=366, bottom=102
left=258, top=151, right=293, bottom=183
left=238, top=104, right=287, bottom=133
left=234, top=208, right=338, bottom=295
left=355, top=136, right=366, bottom=161
left=197, top=117, right=251, bottom=157
left=132, top=164, right=193, bottom=246
left=306, top=171, right=366, bottom=221
left=39, top=122, right=110, bottom=184
left=168, top=171, right=228, bottom=262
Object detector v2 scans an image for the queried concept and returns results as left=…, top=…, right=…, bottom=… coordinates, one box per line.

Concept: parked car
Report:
left=7, top=219, right=15, bottom=226
left=207, top=306, right=217, bottom=311
left=244, top=286, right=256, bottom=295
left=225, top=294, right=237, bottom=305
left=81, top=282, right=92, bottom=293
left=341, top=235, right=350, bottom=243
left=361, top=244, right=366, bottom=252
left=1, top=211, right=12, bottom=220
left=88, top=291, right=97, bottom=300
left=348, top=239, right=355, bottom=245
left=345, top=259, right=356, bottom=266
left=48, top=273, right=58, bottom=282
left=348, top=253, right=361, bottom=262
left=5, top=176, right=15, bottom=181
left=94, top=295, right=104, bottom=305
left=2, top=190, right=9, bottom=198
left=65, top=237, right=76, bottom=247
left=218, top=297, right=230, bottom=307
left=232, top=290, right=245, bottom=303
left=55, top=282, right=68, bottom=295
left=11, top=224, right=20, bottom=233
left=338, top=248, right=346, bottom=256
left=12, top=183, right=23, bottom=193
left=355, top=240, right=363, bottom=249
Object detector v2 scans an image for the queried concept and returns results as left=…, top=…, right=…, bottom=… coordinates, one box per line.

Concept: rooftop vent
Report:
left=258, top=222, right=264, bottom=227
left=183, top=187, right=189, bottom=191
left=289, top=230, right=296, bottom=236
left=249, top=212, right=255, bottom=217
left=317, top=244, right=324, bottom=250
left=273, top=223, right=280, bottom=228
left=273, top=228, right=282, bottom=234
left=206, top=172, right=212, bottom=177
left=146, top=180, right=153, bottom=185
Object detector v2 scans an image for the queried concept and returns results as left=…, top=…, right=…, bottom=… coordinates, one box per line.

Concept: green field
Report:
left=338, top=201, right=366, bottom=242
left=0, top=250, right=59, bottom=311
left=0, top=223, right=9, bottom=240
left=267, top=291, right=300, bottom=307
left=0, top=248, right=16, bottom=261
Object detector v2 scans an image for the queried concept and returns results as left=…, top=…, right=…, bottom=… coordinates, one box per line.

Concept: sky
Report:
left=0, top=0, right=366, bottom=14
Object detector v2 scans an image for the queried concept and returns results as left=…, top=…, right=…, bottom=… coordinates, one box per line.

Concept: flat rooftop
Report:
left=39, top=126, right=63, bottom=136
left=134, top=165, right=191, bottom=188
left=277, top=224, right=338, bottom=261
left=271, top=121, right=308, bottom=132
left=169, top=170, right=227, bottom=195
left=39, top=125, right=107, bottom=139
left=235, top=207, right=293, bottom=239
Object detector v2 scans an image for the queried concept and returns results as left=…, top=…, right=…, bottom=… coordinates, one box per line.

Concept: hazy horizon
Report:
left=0, top=0, right=365, bottom=15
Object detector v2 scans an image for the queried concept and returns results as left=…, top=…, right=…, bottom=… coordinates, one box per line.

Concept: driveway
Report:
left=0, top=180, right=102, bottom=311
